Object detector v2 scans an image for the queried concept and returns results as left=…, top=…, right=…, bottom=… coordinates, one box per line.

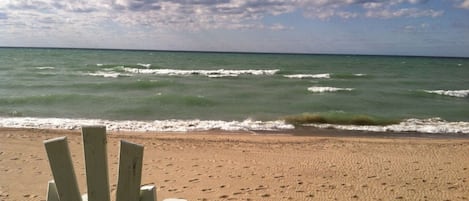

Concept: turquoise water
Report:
left=1, top=47, right=468, bottom=123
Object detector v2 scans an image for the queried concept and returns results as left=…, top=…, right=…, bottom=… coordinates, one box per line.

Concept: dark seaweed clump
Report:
left=284, top=112, right=400, bottom=126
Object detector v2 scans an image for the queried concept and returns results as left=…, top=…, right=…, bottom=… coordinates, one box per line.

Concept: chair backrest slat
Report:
left=116, top=140, right=144, bottom=201
left=44, top=137, right=82, bottom=201
left=82, top=126, right=111, bottom=201
left=44, top=127, right=163, bottom=201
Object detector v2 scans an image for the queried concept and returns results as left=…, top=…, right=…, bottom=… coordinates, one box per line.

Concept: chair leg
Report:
left=46, top=180, right=59, bottom=201
left=140, top=185, right=157, bottom=201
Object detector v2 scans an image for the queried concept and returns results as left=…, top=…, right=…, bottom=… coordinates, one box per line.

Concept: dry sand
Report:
left=0, top=127, right=468, bottom=201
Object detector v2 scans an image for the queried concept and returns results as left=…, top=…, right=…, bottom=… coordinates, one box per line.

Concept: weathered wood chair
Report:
left=43, top=126, right=186, bottom=201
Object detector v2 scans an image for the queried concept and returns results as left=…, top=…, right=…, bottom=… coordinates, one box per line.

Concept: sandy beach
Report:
left=1, top=128, right=468, bottom=201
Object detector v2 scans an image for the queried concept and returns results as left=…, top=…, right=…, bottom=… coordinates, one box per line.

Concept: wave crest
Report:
left=35, top=66, right=55, bottom=70
left=0, top=117, right=294, bottom=132
left=121, top=68, right=279, bottom=78
left=284, top=73, right=330, bottom=79
left=88, top=71, right=132, bottom=78
left=306, top=118, right=469, bottom=134
left=308, top=86, right=354, bottom=93
left=424, top=90, right=469, bottom=98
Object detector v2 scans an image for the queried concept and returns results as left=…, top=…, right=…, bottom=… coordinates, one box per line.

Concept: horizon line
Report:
left=1, top=46, right=468, bottom=59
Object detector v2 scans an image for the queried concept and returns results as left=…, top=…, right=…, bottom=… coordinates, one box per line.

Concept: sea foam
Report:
left=424, top=90, right=469, bottom=98
left=353, top=73, right=366, bottom=76
left=0, top=117, right=294, bottom=132
left=88, top=71, right=132, bottom=78
left=306, top=118, right=469, bottom=134
left=35, top=66, right=55, bottom=70
left=284, top=73, right=330, bottom=79
left=121, top=68, right=279, bottom=78
left=137, top=63, right=151, bottom=68
left=1, top=116, right=467, bottom=134
left=308, top=86, right=354, bottom=93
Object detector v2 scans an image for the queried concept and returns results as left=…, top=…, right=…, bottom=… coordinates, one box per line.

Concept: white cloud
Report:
left=363, top=2, right=384, bottom=9
left=299, top=0, right=443, bottom=19
left=0, top=0, right=446, bottom=33
left=1, top=0, right=466, bottom=57
left=366, top=8, right=443, bottom=19
left=402, top=23, right=431, bottom=32
left=459, top=0, right=469, bottom=9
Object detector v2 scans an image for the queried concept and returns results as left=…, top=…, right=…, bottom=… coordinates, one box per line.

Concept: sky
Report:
left=0, top=0, right=469, bottom=57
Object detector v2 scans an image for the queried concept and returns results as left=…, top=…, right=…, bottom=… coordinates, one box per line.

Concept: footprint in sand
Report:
left=260, top=194, right=270, bottom=198
left=255, top=185, right=267, bottom=191
left=219, top=195, right=229, bottom=199
left=189, top=178, right=200, bottom=183
left=273, top=175, right=284, bottom=179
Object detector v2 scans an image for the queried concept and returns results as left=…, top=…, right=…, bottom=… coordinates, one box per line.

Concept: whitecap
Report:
left=353, top=73, right=367, bottom=77
left=96, top=64, right=104, bottom=67
left=35, top=66, right=55, bottom=70
left=137, top=63, right=151, bottom=68
left=88, top=71, right=132, bottom=78
left=0, top=117, right=294, bottom=132
left=424, top=90, right=469, bottom=98
left=305, top=118, right=469, bottom=134
left=121, top=68, right=279, bottom=78
left=284, top=73, right=330, bottom=79
left=207, top=74, right=239, bottom=78
left=308, top=86, right=354, bottom=93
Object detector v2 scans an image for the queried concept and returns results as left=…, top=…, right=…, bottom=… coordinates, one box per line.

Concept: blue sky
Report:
left=0, top=0, right=468, bottom=57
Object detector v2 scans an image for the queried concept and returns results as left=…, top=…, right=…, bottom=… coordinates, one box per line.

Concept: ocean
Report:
left=0, top=47, right=468, bottom=133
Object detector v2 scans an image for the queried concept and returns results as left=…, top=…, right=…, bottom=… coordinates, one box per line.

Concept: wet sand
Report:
left=0, top=127, right=468, bottom=201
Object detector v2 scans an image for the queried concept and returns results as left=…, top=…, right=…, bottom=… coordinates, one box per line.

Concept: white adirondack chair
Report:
left=43, top=126, right=186, bottom=201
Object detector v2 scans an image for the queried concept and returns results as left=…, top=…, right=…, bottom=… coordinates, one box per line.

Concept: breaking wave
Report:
left=87, top=71, right=132, bottom=78
left=308, top=86, right=354, bottom=93
left=284, top=73, right=331, bottom=79
left=120, top=68, right=279, bottom=78
left=0, top=117, right=294, bottom=132
left=35, top=66, right=55, bottom=70
left=137, top=63, right=151, bottom=68
left=283, top=73, right=368, bottom=79
left=305, top=118, right=469, bottom=134
left=1, top=116, right=467, bottom=134
left=87, top=65, right=279, bottom=78
left=424, top=90, right=469, bottom=98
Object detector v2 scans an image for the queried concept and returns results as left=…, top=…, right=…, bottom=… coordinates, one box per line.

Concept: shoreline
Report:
left=3, top=125, right=469, bottom=141
left=1, top=116, right=469, bottom=136
left=1, top=127, right=469, bottom=201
